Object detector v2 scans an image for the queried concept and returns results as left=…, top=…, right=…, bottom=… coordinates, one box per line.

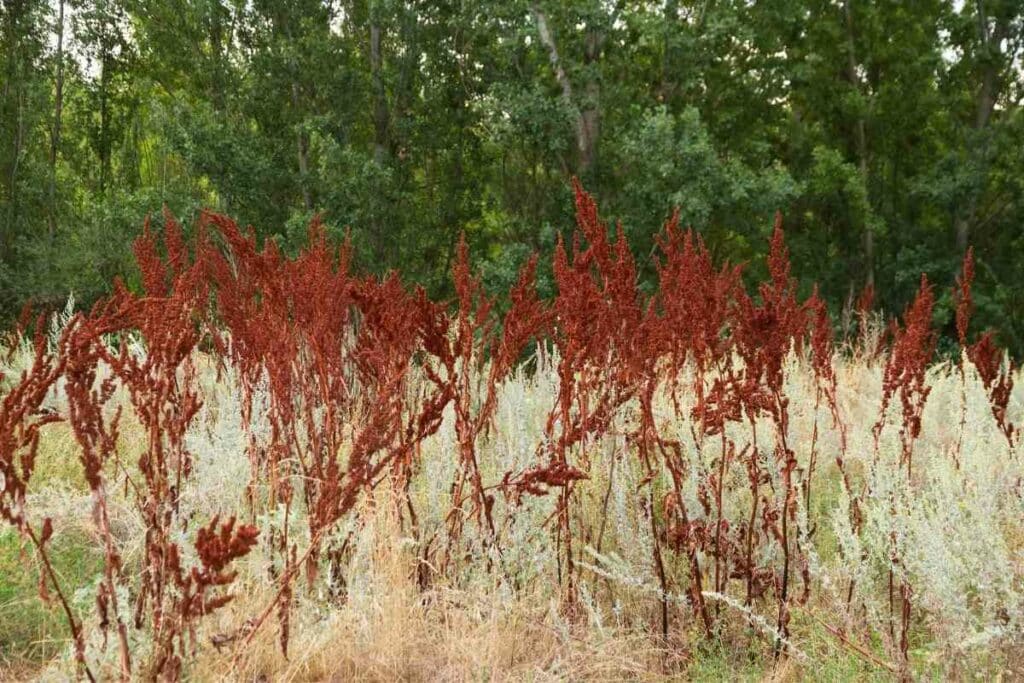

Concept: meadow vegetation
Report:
left=1, top=186, right=1022, bottom=681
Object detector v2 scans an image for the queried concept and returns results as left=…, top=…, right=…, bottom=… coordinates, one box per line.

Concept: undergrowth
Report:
left=1, top=186, right=1022, bottom=681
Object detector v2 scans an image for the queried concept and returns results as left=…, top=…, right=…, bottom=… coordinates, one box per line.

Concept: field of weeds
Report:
left=2, top=186, right=1023, bottom=681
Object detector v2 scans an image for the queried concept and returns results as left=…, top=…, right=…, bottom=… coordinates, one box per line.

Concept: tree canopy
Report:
left=1, top=0, right=1022, bottom=351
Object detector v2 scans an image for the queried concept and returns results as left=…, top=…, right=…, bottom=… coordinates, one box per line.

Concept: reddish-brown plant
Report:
left=968, top=332, right=1017, bottom=446
left=731, top=215, right=811, bottom=647
left=871, top=274, right=935, bottom=670
left=5, top=187, right=1013, bottom=678
left=650, top=211, right=745, bottom=635
left=103, top=218, right=213, bottom=677
left=953, top=248, right=1016, bottom=447
left=0, top=320, right=93, bottom=679
left=954, top=247, right=974, bottom=348
left=156, top=515, right=258, bottom=679
left=441, top=235, right=549, bottom=574
left=63, top=310, right=133, bottom=679
left=874, top=274, right=936, bottom=475
left=508, top=180, right=647, bottom=606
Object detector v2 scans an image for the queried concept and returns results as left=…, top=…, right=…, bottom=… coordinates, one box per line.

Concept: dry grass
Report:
left=3, top=218, right=1023, bottom=681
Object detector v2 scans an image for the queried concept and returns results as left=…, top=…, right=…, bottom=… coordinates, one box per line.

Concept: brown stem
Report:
left=25, top=526, right=96, bottom=682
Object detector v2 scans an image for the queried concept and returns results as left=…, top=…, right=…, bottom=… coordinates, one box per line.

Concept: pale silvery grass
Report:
left=7, top=328, right=1024, bottom=680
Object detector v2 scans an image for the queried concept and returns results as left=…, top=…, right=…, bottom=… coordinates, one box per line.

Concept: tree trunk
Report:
left=291, top=81, right=313, bottom=212
left=579, top=25, right=601, bottom=175
left=48, top=0, right=65, bottom=245
left=209, top=0, right=226, bottom=113
left=99, top=53, right=110, bottom=197
left=955, top=1, right=1008, bottom=253
left=274, top=8, right=313, bottom=213
left=531, top=4, right=598, bottom=175
left=843, top=0, right=874, bottom=289
left=368, top=12, right=391, bottom=264
left=370, top=21, right=389, bottom=166
left=660, top=0, right=679, bottom=105
left=3, top=0, right=26, bottom=260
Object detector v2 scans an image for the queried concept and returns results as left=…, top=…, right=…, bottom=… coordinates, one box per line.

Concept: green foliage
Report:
left=1, top=0, right=1023, bottom=351
left=612, top=106, right=797, bottom=270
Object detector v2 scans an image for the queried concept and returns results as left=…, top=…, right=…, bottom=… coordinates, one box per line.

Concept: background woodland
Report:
left=1, top=0, right=1023, bottom=350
